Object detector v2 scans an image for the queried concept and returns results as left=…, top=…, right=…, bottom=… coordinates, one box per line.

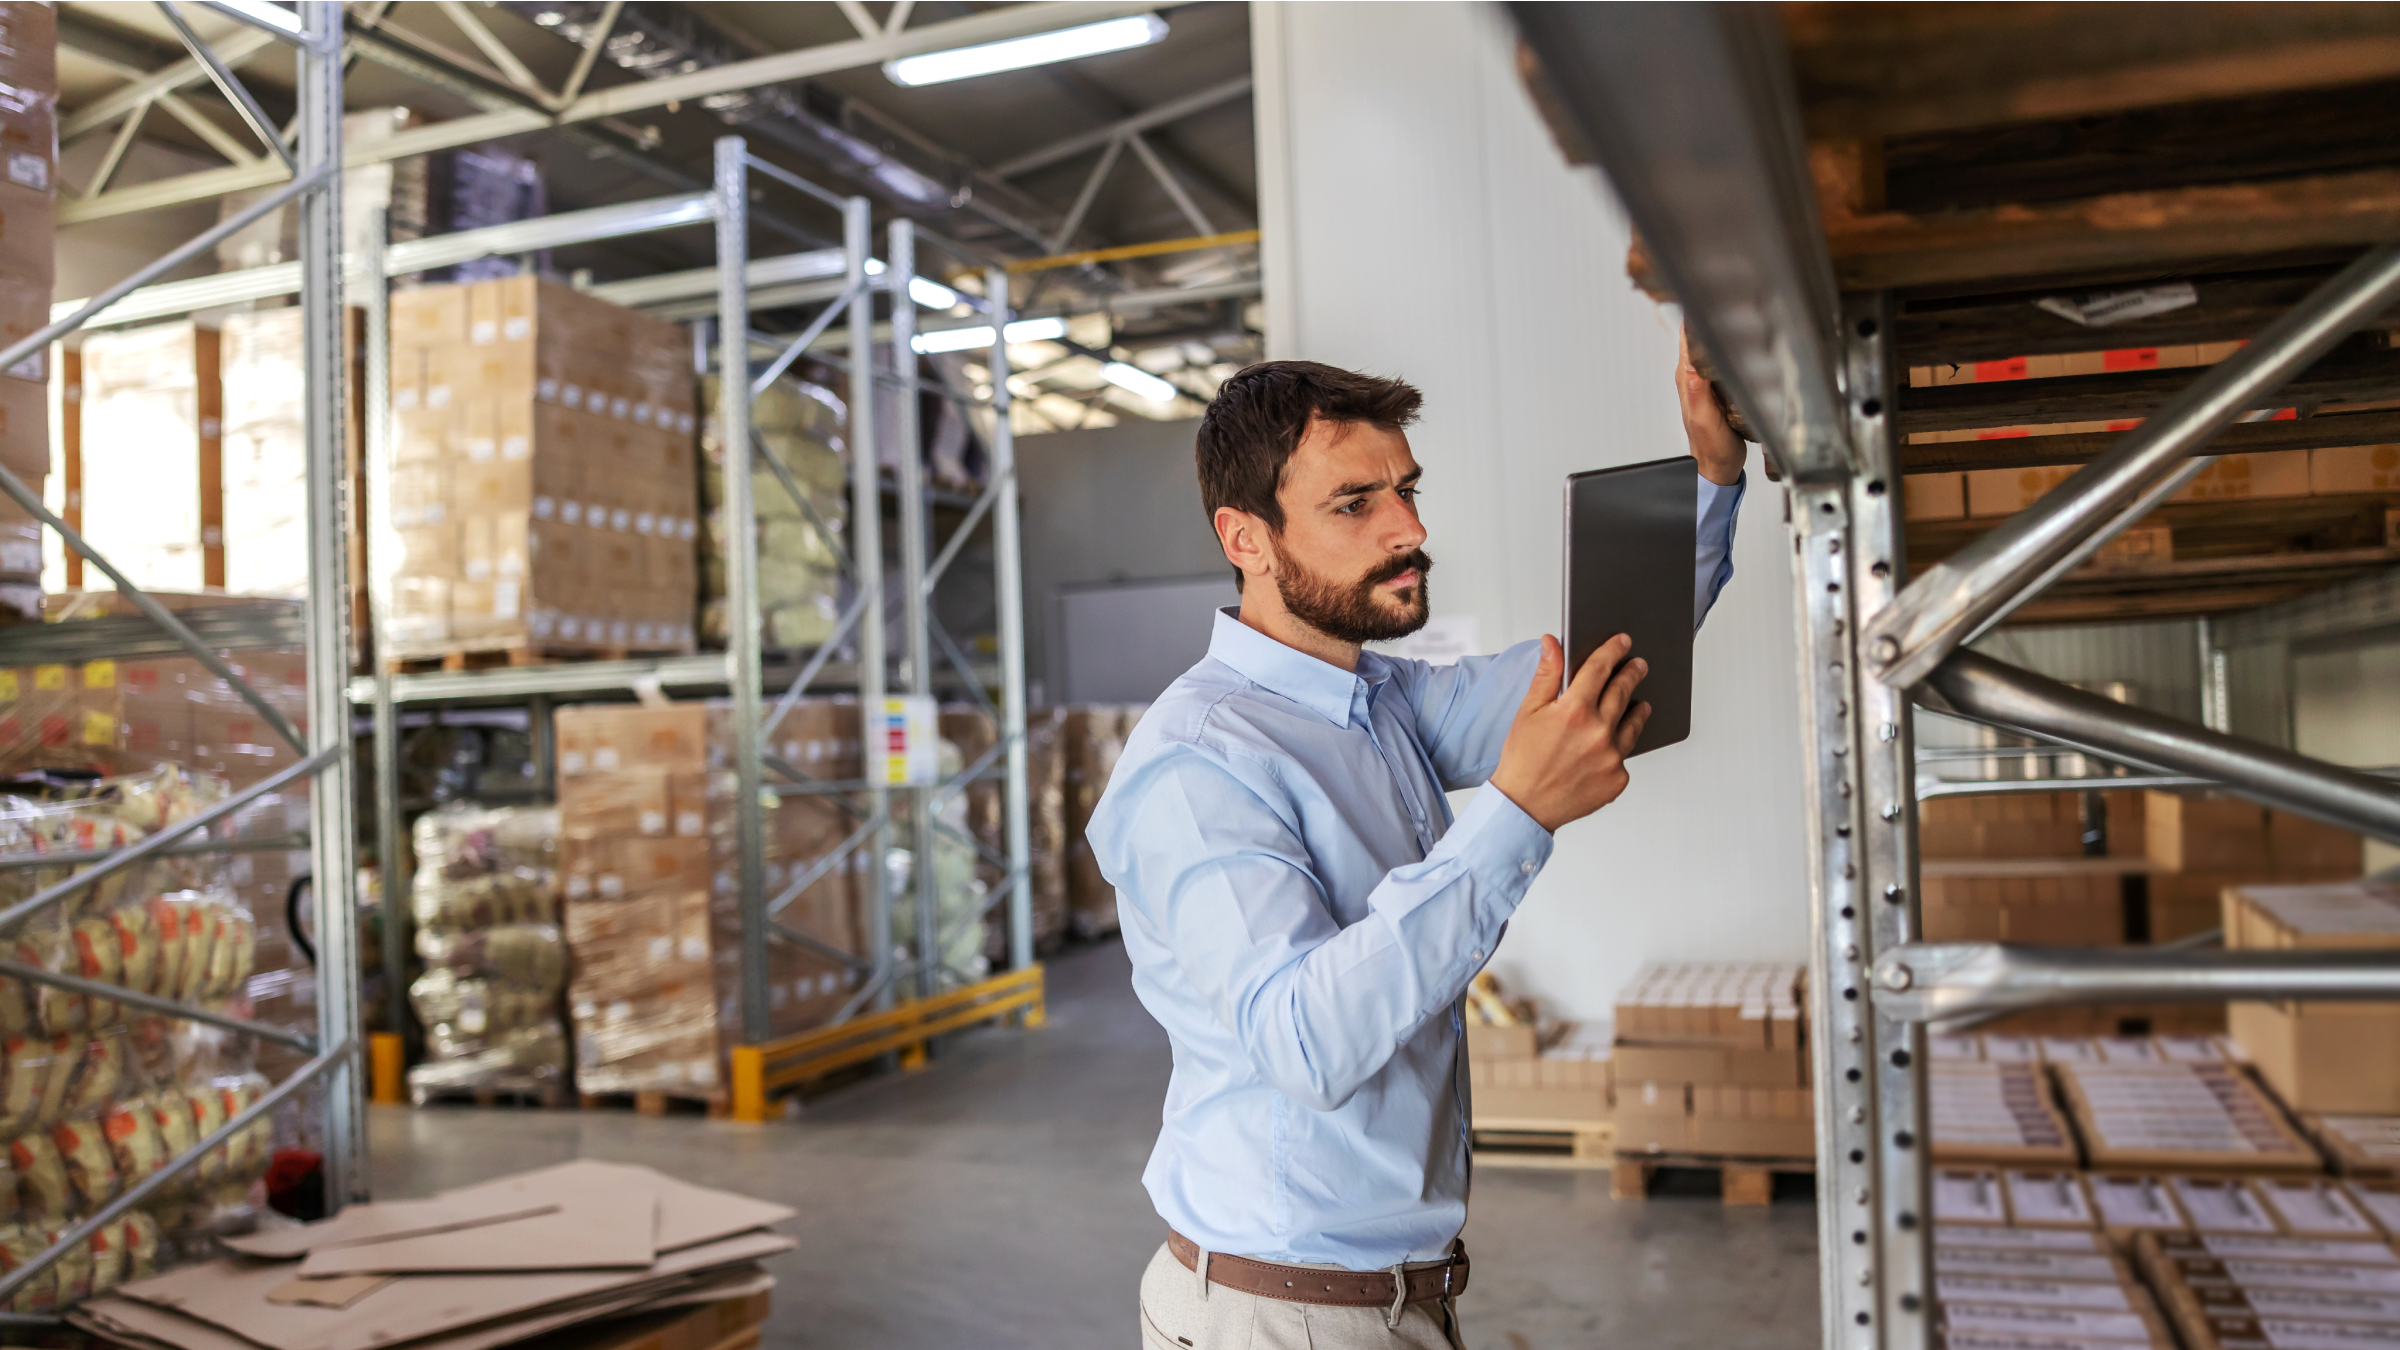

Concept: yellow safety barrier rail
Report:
left=728, top=964, right=1046, bottom=1123
left=1004, top=229, right=1259, bottom=274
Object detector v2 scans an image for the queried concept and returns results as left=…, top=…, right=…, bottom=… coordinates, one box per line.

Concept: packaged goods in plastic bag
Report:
left=700, top=371, right=848, bottom=650
left=408, top=805, right=568, bottom=1100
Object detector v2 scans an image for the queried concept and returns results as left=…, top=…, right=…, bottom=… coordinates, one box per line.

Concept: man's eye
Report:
left=1336, top=499, right=1365, bottom=515
left=1397, top=487, right=1419, bottom=502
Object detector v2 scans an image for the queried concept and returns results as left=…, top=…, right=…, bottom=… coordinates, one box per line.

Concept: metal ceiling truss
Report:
left=1508, top=6, right=2400, bottom=1349
left=0, top=6, right=360, bottom=1326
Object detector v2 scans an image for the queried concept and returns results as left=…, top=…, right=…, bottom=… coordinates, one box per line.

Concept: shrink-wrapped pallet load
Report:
left=699, top=371, right=847, bottom=651
left=404, top=804, right=566, bottom=1103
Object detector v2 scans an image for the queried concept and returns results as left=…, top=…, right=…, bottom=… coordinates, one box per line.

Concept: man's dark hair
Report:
left=1196, top=361, right=1423, bottom=537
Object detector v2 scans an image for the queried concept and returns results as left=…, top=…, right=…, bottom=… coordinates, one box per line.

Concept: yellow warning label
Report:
left=0, top=671, right=19, bottom=702
left=82, top=710, right=115, bottom=746
left=83, top=660, right=115, bottom=689
left=33, top=665, right=65, bottom=692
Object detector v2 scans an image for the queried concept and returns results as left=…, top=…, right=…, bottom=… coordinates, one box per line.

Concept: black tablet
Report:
left=1563, top=457, right=1696, bottom=757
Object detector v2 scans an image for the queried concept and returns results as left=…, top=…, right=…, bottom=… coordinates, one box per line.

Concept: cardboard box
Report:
left=2169, top=450, right=2312, bottom=503
left=1612, top=1079, right=1690, bottom=1154
left=2085, top=525, right=2173, bottom=573
left=2223, top=882, right=2400, bottom=1113
left=1904, top=472, right=1966, bottom=522
left=1470, top=1052, right=1610, bottom=1122
left=2147, top=793, right=2272, bottom=873
left=2310, top=443, right=2400, bottom=495
left=77, top=321, right=223, bottom=591
left=1687, top=1084, right=1812, bottom=1158
left=1921, top=792, right=2087, bottom=859
left=1967, top=464, right=2078, bottom=517
left=1922, top=871, right=2123, bottom=945
left=383, top=276, right=696, bottom=659
left=1613, top=1040, right=1806, bottom=1089
left=1465, top=1023, right=1536, bottom=1060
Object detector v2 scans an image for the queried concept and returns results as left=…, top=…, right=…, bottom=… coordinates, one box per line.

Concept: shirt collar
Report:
left=1207, top=607, right=1370, bottom=727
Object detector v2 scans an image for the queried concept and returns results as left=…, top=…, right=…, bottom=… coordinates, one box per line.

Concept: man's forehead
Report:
left=1288, top=417, right=1419, bottom=485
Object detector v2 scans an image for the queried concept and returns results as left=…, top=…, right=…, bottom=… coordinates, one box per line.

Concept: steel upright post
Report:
left=716, top=137, right=771, bottom=1043
left=847, top=198, right=894, bottom=1011
left=889, top=222, right=938, bottom=999
left=362, top=205, right=410, bottom=1046
left=298, top=0, right=365, bottom=1206
left=986, top=268, right=1034, bottom=971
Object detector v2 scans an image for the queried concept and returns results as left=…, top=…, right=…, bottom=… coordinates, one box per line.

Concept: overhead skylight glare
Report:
left=884, top=15, right=1169, bottom=87
left=911, top=317, right=1069, bottom=354
left=1101, top=361, right=1178, bottom=403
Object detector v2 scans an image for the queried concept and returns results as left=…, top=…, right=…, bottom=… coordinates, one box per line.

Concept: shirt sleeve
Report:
left=1106, top=745, right=1553, bottom=1113
left=1389, top=641, right=1543, bottom=792
left=1694, top=470, right=1745, bottom=630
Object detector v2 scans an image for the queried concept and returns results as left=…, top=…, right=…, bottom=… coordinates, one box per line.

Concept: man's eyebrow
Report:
left=1324, top=479, right=1384, bottom=500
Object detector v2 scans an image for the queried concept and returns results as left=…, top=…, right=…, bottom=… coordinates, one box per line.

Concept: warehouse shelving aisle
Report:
left=1509, top=8, right=2400, bottom=1349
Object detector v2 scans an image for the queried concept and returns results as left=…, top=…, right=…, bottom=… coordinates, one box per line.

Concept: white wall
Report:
left=1254, top=1, right=1809, bottom=1020
left=2292, top=631, right=2400, bottom=875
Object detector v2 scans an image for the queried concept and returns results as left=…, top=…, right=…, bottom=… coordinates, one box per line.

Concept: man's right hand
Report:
left=1486, top=634, right=1650, bottom=833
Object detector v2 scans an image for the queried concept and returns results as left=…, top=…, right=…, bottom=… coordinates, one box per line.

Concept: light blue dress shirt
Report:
left=1089, top=474, right=1743, bottom=1268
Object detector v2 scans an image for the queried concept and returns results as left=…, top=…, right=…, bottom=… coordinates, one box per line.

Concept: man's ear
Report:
left=1214, top=506, right=1276, bottom=585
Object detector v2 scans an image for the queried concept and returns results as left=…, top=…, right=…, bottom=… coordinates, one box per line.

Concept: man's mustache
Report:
left=1363, top=550, right=1433, bottom=588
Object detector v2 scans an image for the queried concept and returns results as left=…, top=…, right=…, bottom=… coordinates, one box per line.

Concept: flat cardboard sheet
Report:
left=299, top=1163, right=660, bottom=1275
left=227, top=1194, right=562, bottom=1259
left=116, top=1231, right=793, bottom=1350
left=270, top=1275, right=396, bottom=1309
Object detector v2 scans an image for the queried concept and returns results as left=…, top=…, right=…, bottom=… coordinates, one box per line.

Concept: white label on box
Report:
left=635, top=512, right=656, bottom=535
left=503, top=435, right=530, bottom=459
left=467, top=438, right=496, bottom=461
left=679, top=517, right=697, bottom=540
left=595, top=746, right=620, bottom=771
left=424, top=501, right=444, bottom=523
left=681, top=937, right=706, bottom=962
left=0, top=542, right=38, bottom=573
left=504, top=317, right=530, bottom=340
left=609, top=620, right=628, bottom=644
left=499, top=555, right=521, bottom=576
left=8, top=151, right=45, bottom=189
left=676, top=810, right=703, bottom=836
left=587, top=502, right=606, bottom=527
left=639, top=809, right=665, bottom=835
left=471, top=320, right=497, bottom=344
left=606, top=1001, right=632, bottom=1025
left=599, top=872, right=624, bottom=898
left=465, top=558, right=490, bottom=580
left=531, top=610, right=557, bottom=638
left=561, top=617, right=582, bottom=639
left=493, top=581, right=520, bottom=618
left=428, top=385, right=451, bottom=408
left=561, top=502, right=582, bottom=525
left=633, top=622, right=653, bottom=644
left=611, top=397, right=628, bottom=418
left=538, top=378, right=558, bottom=402
left=714, top=869, right=734, bottom=896
left=563, top=384, right=583, bottom=408
left=534, top=496, right=555, bottom=520
left=201, top=417, right=221, bottom=438
left=689, top=1060, right=717, bottom=1087
left=565, top=873, right=591, bottom=900
left=202, top=526, right=223, bottom=546
left=610, top=508, right=630, bottom=531
left=634, top=404, right=653, bottom=425
left=648, top=937, right=672, bottom=961
left=2175, top=1179, right=2279, bottom=1233
left=561, top=750, right=586, bottom=775
left=394, top=387, right=418, bottom=411
left=678, top=412, right=694, bottom=433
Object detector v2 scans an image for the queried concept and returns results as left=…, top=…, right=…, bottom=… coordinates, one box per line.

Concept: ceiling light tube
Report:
left=912, top=316, right=1069, bottom=354
left=884, top=15, right=1169, bottom=87
left=864, top=259, right=964, bottom=311
left=1101, top=361, right=1179, bottom=403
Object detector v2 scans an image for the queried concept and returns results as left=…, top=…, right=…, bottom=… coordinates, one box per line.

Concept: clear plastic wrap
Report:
left=699, top=371, right=847, bottom=650
left=407, top=805, right=566, bottom=1101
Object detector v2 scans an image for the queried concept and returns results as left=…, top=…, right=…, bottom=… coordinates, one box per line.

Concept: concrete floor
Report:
left=370, top=940, right=1820, bottom=1349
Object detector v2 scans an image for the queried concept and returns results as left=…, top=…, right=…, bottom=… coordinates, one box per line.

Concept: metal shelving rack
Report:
left=1509, top=8, right=2400, bottom=1349
left=0, top=3, right=359, bottom=1322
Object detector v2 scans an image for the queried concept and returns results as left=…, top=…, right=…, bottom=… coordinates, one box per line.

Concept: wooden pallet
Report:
left=1610, top=1152, right=1816, bottom=1206
left=579, top=1089, right=731, bottom=1119
left=1470, top=1116, right=1615, bottom=1171
left=413, top=1080, right=571, bottom=1110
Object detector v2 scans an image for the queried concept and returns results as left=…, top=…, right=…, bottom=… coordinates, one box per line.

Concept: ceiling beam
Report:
left=60, top=0, right=1169, bottom=225
left=992, top=75, right=1252, bottom=178
left=60, top=24, right=277, bottom=140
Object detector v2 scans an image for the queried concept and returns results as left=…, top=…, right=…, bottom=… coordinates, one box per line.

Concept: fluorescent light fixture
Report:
left=912, top=316, right=1068, bottom=354
left=863, top=259, right=963, bottom=311
left=200, top=0, right=304, bottom=36
left=1101, top=361, right=1179, bottom=403
left=908, top=276, right=960, bottom=310
left=884, top=15, right=1169, bottom=87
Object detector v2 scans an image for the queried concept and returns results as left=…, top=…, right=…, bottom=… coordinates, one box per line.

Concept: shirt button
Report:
left=1519, top=860, right=1537, bottom=876
left=1471, top=950, right=1485, bottom=962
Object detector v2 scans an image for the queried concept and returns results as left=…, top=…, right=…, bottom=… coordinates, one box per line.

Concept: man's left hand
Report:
left=1676, top=327, right=1746, bottom=487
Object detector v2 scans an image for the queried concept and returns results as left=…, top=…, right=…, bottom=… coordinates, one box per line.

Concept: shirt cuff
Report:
left=1696, top=469, right=1746, bottom=526
left=1447, top=781, right=1556, bottom=899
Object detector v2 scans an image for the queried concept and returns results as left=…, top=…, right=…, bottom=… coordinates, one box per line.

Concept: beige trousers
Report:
left=1137, top=1243, right=1467, bottom=1350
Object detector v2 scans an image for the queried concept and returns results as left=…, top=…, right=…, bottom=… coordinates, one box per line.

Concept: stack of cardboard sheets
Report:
left=66, top=1160, right=792, bottom=1350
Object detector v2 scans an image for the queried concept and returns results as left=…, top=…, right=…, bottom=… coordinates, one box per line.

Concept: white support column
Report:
left=717, top=137, right=771, bottom=1043
left=848, top=199, right=894, bottom=1011
left=987, top=268, right=1035, bottom=971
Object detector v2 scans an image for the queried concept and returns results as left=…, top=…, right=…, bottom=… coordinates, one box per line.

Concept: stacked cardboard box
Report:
left=1611, top=962, right=1810, bottom=1159
left=0, top=0, right=50, bottom=621
left=1060, top=704, right=1142, bottom=939
left=2307, top=1116, right=2400, bottom=1180
left=1932, top=1174, right=2183, bottom=1349
left=385, top=277, right=697, bottom=661
left=2145, top=794, right=2364, bottom=945
left=554, top=700, right=866, bottom=1097
left=2052, top=1059, right=2322, bottom=1175
left=1022, top=709, right=1071, bottom=952
left=2223, top=881, right=2400, bottom=1115
left=1467, top=1021, right=1611, bottom=1123
left=75, top=322, right=220, bottom=592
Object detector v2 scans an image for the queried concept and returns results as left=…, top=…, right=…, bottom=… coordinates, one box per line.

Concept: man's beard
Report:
left=1275, top=546, right=1434, bottom=645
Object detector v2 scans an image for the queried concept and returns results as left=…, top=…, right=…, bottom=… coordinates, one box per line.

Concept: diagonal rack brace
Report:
left=0, top=956, right=316, bottom=1050
left=0, top=747, right=337, bottom=936
left=1865, top=243, right=2400, bottom=690
left=1917, top=651, right=2400, bottom=843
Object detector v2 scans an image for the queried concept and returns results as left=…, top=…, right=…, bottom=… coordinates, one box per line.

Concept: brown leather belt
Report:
left=1166, top=1230, right=1470, bottom=1309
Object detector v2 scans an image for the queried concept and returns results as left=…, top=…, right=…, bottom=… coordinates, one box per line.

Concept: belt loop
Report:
left=1195, top=1248, right=1210, bottom=1302
left=1384, top=1263, right=1408, bottom=1330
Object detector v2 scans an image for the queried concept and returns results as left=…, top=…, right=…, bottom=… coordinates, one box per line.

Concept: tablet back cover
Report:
left=1563, top=457, right=1696, bottom=756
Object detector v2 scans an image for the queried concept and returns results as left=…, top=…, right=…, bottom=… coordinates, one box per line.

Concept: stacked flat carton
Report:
left=2135, top=1230, right=2400, bottom=1350
left=0, top=1, right=46, bottom=621
left=1061, top=705, right=1142, bottom=939
left=386, top=277, right=697, bottom=661
left=70, top=1159, right=788, bottom=1350
left=2223, top=881, right=2400, bottom=1115
left=1930, top=1035, right=2082, bottom=1167
left=75, top=321, right=222, bottom=593
left=1467, top=1020, right=1611, bottom=1125
left=2052, top=1056, right=2321, bottom=1175
left=1612, top=962, right=1810, bottom=1159
left=555, top=701, right=866, bottom=1098
left=1935, top=1222, right=2181, bottom=1349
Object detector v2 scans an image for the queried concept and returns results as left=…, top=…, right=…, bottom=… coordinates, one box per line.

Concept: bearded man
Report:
left=1087, top=357, right=1747, bottom=1349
